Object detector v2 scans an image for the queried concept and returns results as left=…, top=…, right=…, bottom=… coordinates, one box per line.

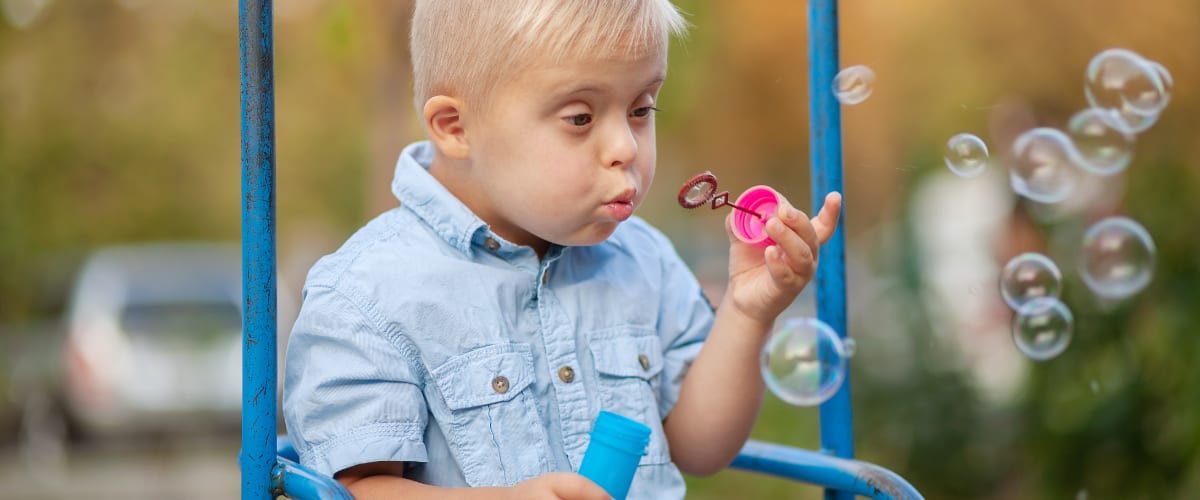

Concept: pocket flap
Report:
left=432, top=343, right=534, bottom=410
left=591, top=336, right=663, bottom=379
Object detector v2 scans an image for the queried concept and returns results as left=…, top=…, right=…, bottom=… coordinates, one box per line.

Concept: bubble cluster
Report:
left=1012, top=298, right=1074, bottom=361
left=838, top=49, right=1167, bottom=367
left=1080, top=216, right=1156, bottom=300
left=760, top=317, right=849, bottom=406
left=999, top=253, right=1062, bottom=310
left=832, top=65, right=875, bottom=106
left=943, top=133, right=989, bottom=178
left=1084, top=49, right=1169, bottom=134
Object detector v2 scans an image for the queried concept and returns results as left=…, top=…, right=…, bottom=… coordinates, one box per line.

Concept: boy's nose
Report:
left=602, top=123, right=638, bottom=169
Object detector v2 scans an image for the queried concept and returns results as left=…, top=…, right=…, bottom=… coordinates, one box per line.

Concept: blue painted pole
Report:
left=732, top=441, right=924, bottom=500
left=274, top=458, right=357, bottom=500
left=239, top=1, right=277, bottom=499
left=808, top=1, right=854, bottom=499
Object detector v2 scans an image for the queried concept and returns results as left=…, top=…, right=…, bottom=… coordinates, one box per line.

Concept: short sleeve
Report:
left=653, top=237, right=715, bottom=419
left=283, top=284, right=429, bottom=477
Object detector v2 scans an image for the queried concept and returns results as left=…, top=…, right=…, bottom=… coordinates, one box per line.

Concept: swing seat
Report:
left=271, top=436, right=923, bottom=500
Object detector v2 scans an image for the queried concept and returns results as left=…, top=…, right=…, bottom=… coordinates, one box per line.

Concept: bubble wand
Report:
left=677, top=171, right=764, bottom=220
left=677, top=171, right=783, bottom=247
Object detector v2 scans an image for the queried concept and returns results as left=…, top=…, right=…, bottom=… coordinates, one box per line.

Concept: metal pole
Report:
left=239, top=1, right=277, bottom=499
left=808, top=0, right=854, bottom=499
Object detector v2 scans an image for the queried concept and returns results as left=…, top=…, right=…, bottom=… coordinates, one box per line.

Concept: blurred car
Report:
left=51, top=242, right=293, bottom=440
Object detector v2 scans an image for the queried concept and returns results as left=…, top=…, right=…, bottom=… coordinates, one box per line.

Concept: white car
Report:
left=58, top=242, right=292, bottom=439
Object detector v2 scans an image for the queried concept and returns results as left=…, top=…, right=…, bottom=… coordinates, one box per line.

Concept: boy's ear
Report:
left=423, top=95, right=470, bottom=160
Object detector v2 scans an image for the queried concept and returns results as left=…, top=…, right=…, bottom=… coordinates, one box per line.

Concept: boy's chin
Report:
left=552, top=223, right=620, bottom=248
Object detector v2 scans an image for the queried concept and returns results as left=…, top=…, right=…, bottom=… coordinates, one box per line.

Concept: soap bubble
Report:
left=1000, top=253, right=1063, bottom=310
left=1009, top=128, right=1080, bottom=203
left=1085, top=49, right=1168, bottom=119
left=1012, top=297, right=1073, bottom=361
left=1081, top=216, right=1155, bottom=300
left=943, top=133, right=989, bottom=178
left=833, top=65, right=875, bottom=105
left=1067, top=108, right=1134, bottom=176
left=761, top=317, right=848, bottom=406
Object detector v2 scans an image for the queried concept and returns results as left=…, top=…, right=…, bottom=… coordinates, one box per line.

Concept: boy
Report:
left=283, top=1, right=843, bottom=499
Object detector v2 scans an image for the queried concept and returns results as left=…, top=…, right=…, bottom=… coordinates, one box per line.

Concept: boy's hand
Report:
left=723, top=191, right=842, bottom=324
left=508, top=473, right=612, bottom=500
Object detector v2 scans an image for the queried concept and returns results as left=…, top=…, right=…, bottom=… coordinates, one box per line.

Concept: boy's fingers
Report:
left=774, top=200, right=818, bottom=253
left=811, top=192, right=843, bottom=245
left=764, top=246, right=799, bottom=287
left=765, top=216, right=814, bottom=276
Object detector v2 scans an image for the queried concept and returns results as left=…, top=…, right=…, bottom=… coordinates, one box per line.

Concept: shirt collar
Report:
left=391, top=141, right=490, bottom=257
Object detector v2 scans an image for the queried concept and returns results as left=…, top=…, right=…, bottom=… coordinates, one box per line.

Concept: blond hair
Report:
left=410, top=0, right=688, bottom=113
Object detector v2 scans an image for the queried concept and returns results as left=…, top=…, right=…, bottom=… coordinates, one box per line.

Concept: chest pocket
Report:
left=430, top=343, right=551, bottom=486
left=590, top=334, right=671, bottom=465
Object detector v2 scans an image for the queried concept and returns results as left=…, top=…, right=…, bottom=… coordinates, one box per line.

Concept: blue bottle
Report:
left=578, top=411, right=651, bottom=500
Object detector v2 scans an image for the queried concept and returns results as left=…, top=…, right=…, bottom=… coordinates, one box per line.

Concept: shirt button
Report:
left=558, top=366, right=575, bottom=383
left=638, top=354, right=651, bottom=371
left=491, top=375, right=510, bottom=394
left=484, top=237, right=500, bottom=251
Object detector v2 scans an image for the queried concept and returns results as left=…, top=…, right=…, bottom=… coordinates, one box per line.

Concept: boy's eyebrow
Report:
left=560, top=83, right=605, bottom=96
left=555, top=75, right=667, bottom=98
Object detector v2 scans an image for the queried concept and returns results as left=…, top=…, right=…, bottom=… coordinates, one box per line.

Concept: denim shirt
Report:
left=283, top=141, right=714, bottom=500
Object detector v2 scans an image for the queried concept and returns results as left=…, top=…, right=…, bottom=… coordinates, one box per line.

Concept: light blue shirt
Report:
left=283, top=141, right=714, bottom=499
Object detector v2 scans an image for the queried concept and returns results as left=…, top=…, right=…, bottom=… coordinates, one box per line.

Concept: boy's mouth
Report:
left=603, top=189, right=637, bottom=221
left=606, top=188, right=637, bottom=205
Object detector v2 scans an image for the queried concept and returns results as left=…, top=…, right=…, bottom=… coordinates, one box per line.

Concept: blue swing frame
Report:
left=238, top=1, right=923, bottom=498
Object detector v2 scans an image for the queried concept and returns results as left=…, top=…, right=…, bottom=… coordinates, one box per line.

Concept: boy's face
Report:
left=462, top=48, right=667, bottom=253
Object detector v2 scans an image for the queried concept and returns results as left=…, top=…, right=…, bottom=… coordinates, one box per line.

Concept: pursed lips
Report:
left=605, top=187, right=637, bottom=205
left=602, top=188, right=637, bottom=220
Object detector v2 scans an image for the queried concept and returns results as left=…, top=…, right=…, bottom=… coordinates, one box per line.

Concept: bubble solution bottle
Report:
left=578, top=411, right=651, bottom=500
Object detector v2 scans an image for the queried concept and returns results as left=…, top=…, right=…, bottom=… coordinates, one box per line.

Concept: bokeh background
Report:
left=2, top=0, right=1198, bottom=498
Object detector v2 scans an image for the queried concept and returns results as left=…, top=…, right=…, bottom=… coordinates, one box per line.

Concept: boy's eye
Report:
left=631, top=106, right=661, bottom=118
left=566, top=114, right=593, bottom=127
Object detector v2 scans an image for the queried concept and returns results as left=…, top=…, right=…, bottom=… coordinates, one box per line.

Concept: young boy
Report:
left=283, top=1, right=842, bottom=499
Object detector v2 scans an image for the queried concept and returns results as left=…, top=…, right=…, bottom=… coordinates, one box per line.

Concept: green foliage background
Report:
left=2, top=1, right=1198, bottom=498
